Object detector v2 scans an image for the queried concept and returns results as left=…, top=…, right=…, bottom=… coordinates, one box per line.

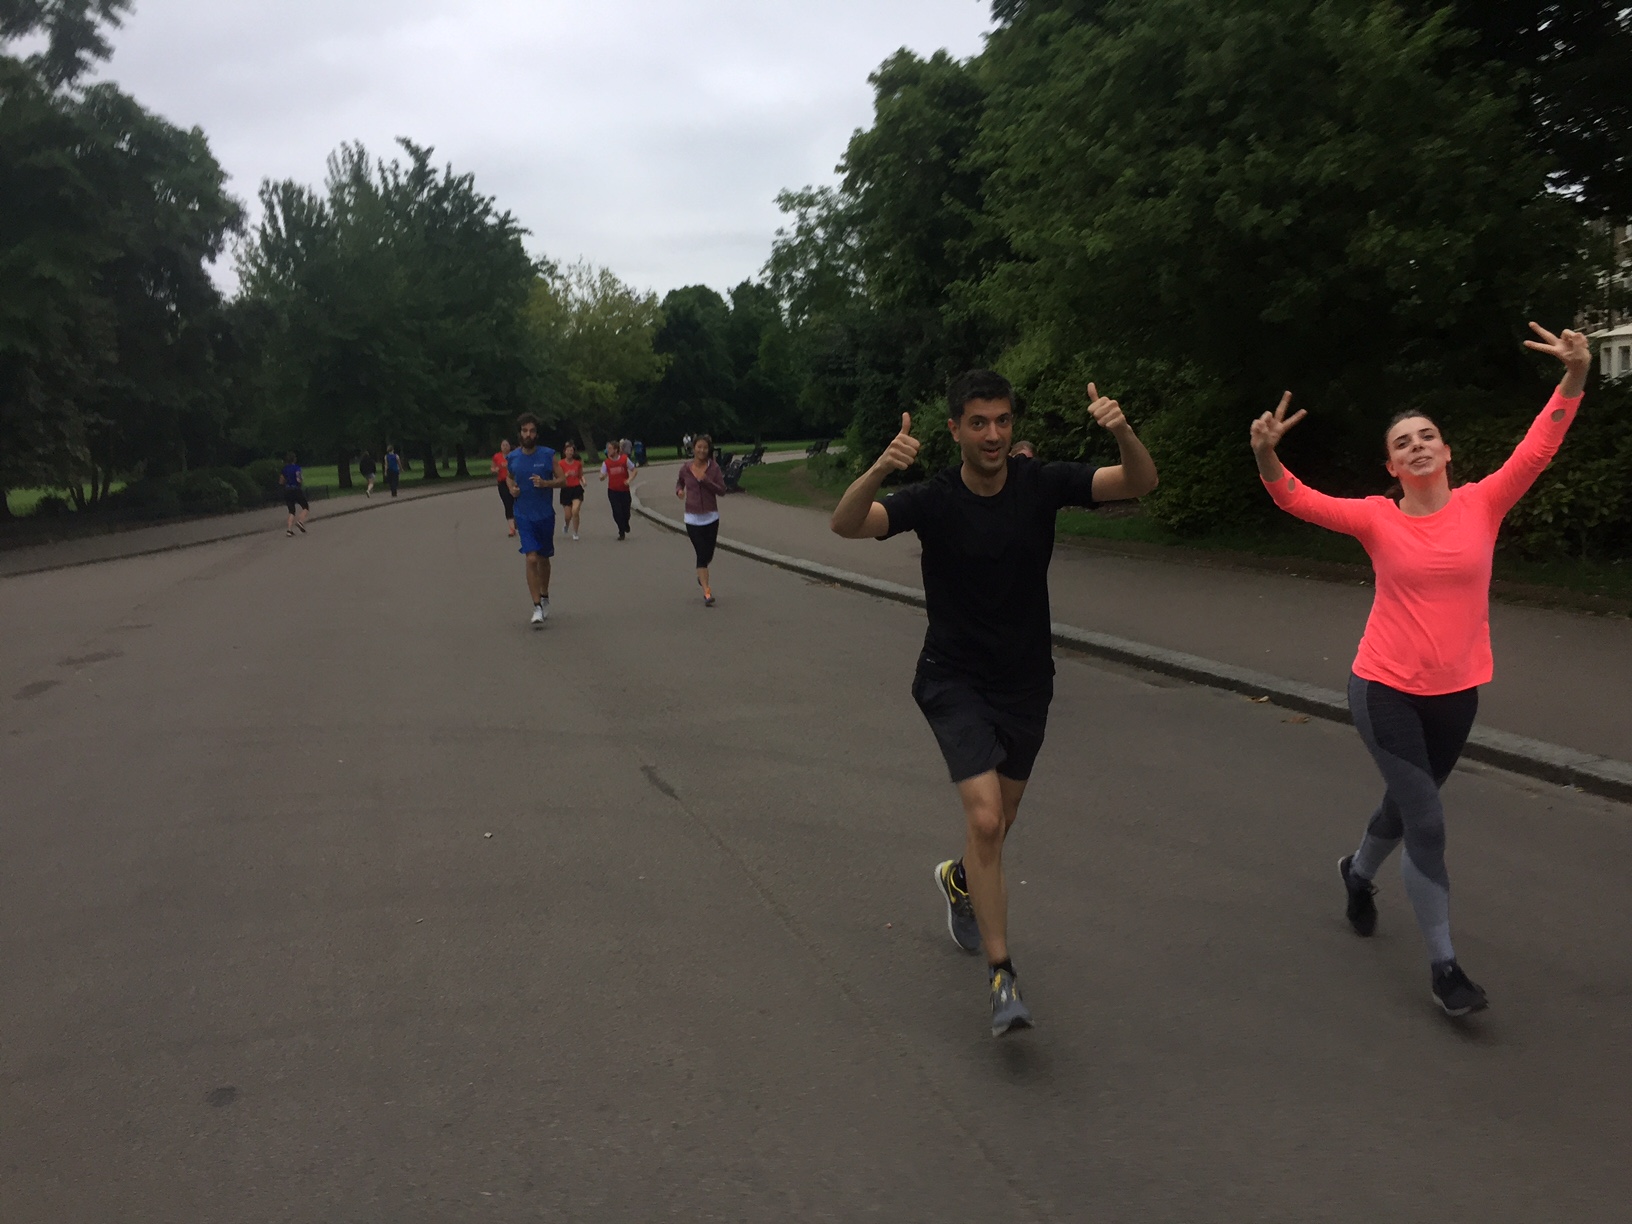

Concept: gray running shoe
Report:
left=933, top=860, right=981, bottom=953
left=989, top=966, right=1033, bottom=1037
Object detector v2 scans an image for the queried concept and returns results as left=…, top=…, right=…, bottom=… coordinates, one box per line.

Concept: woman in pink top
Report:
left=675, top=434, right=728, bottom=606
left=1250, top=322, right=1591, bottom=1018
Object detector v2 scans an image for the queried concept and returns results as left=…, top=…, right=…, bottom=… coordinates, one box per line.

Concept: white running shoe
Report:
left=530, top=604, right=544, bottom=628
left=572, top=531, right=580, bottom=541
left=538, top=596, right=550, bottom=620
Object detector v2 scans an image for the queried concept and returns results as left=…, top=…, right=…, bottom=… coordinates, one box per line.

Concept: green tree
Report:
left=239, top=140, right=543, bottom=478
left=972, top=0, right=1592, bottom=526
left=527, top=261, right=664, bottom=456
left=1, top=10, right=241, bottom=515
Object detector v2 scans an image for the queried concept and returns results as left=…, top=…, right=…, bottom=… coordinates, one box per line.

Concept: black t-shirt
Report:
left=358, top=456, right=375, bottom=475
left=882, top=456, right=1100, bottom=692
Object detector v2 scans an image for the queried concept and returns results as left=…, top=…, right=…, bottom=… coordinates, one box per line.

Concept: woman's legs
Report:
left=498, top=483, right=515, bottom=536
left=1346, top=674, right=1478, bottom=965
left=686, top=521, right=719, bottom=601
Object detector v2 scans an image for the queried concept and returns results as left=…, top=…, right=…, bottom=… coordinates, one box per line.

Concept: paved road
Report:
left=3, top=484, right=1629, bottom=1221
left=641, top=472, right=1632, bottom=762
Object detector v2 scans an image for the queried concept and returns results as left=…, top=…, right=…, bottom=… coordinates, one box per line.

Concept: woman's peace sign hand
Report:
left=1523, top=321, right=1591, bottom=397
left=1249, top=392, right=1306, bottom=456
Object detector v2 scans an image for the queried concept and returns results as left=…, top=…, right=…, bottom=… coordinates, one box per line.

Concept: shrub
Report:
left=242, top=458, right=283, bottom=499
left=201, top=466, right=262, bottom=506
left=32, top=495, right=71, bottom=517
left=118, top=478, right=183, bottom=519
left=175, top=471, right=238, bottom=514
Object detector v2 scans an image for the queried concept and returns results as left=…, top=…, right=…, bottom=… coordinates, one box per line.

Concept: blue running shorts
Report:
left=516, top=515, right=556, bottom=557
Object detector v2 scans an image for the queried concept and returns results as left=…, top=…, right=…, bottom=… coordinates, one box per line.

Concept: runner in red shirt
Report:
left=491, top=439, right=515, bottom=537
left=557, top=441, right=585, bottom=540
left=600, top=442, right=636, bottom=540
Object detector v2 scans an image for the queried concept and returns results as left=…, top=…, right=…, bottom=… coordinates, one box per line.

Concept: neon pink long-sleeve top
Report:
left=1262, top=389, right=1581, bottom=695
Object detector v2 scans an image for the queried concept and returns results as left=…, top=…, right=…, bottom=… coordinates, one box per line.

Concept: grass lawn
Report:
left=6, top=482, right=127, bottom=517
left=736, top=456, right=848, bottom=512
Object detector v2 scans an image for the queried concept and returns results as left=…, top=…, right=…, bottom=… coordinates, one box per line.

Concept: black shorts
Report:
left=911, top=664, right=1052, bottom=784
left=560, top=486, right=584, bottom=505
left=284, top=488, right=308, bottom=512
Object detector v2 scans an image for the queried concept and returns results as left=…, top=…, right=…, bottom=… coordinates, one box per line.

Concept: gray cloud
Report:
left=94, top=0, right=994, bottom=295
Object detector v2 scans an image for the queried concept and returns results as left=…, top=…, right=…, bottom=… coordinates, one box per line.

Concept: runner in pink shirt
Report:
left=1250, top=322, right=1591, bottom=1018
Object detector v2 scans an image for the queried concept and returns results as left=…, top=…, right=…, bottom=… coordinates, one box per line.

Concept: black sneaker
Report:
left=1339, top=855, right=1377, bottom=937
left=933, top=860, right=981, bottom=954
left=1431, top=961, right=1489, bottom=1017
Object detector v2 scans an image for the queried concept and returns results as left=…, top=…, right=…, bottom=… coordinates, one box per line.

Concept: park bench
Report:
left=722, top=455, right=750, bottom=492
left=806, top=438, right=831, bottom=457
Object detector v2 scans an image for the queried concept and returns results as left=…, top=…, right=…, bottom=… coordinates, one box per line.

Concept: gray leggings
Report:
left=1347, top=674, right=1479, bottom=966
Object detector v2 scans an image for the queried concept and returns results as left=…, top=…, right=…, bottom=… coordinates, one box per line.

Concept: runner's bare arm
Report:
left=1083, top=384, right=1159, bottom=501
left=832, top=412, right=917, bottom=539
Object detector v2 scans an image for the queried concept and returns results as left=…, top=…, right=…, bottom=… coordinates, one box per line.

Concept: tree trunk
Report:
left=98, top=464, right=113, bottom=502
left=0, top=487, right=11, bottom=522
left=455, top=444, right=469, bottom=477
left=401, top=451, right=413, bottom=472
left=577, top=421, right=598, bottom=462
left=420, top=443, right=440, bottom=480
left=338, top=449, right=353, bottom=489
left=440, top=455, right=450, bottom=471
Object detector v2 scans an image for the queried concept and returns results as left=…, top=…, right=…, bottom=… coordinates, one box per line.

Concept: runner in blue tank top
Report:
left=505, top=413, right=566, bottom=628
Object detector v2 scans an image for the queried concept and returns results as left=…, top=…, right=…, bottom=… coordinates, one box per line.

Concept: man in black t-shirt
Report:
left=831, top=369, right=1158, bottom=1036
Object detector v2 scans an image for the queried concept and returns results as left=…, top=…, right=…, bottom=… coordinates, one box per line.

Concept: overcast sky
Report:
left=93, top=0, right=995, bottom=298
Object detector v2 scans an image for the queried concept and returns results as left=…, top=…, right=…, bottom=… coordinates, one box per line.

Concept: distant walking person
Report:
left=675, top=434, right=727, bottom=606
left=385, top=446, right=401, bottom=497
left=358, top=450, right=376, bottom=497
left=492, top=439, right=516, bottom=537
left=279, top=451, right=309, bottom=536
left=557, top=440, right=585, bottom=540
left=600, top=441, right=636, bottom=540
left=507, top=413, right=566, bottom=627
left=1250, top=321, right=1590, bottom=1018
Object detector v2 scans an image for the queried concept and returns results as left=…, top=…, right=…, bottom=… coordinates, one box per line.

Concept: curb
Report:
left=632, top=490, right=1632, bottom=804
left=0, top=479, right=491, bottom=580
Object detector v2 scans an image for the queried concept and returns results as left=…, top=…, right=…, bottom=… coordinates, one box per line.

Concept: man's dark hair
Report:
left=516, top=412, right=540, bottom=432
left=947, top=369, right=1015, bottom=420
left=284, top=451, right=295, bottom=464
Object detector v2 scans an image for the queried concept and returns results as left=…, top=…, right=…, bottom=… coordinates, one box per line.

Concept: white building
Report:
left=1591, top=321, right=1632, bottom=381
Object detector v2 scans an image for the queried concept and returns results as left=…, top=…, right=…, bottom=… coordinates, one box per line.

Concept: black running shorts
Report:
left=560, top=486, right=584, bottom=505
left=911, top=665, right=1052, bottom=784
left=284, top=488, right=308, bottom=512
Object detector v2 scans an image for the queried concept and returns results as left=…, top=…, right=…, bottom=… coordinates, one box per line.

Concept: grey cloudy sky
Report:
left=94, top=1, right=995, bottom=297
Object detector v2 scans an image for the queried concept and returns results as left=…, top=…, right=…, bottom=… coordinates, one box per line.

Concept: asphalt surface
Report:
left=3, top=481, right=1629, bottom=1222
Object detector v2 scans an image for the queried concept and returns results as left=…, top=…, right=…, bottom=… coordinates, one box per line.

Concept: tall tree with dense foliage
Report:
left=239, top=140, right=544, bottom=479
left=526, top=261, right=665, bottom=456
left=1, top=0, right=241, bottom=515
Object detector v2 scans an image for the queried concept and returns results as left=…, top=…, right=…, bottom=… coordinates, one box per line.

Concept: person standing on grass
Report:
left=830, top=370, right=1158, bottom=1037
left=1250, top=322, right=1590, bottom=1019
left=675, top=434, right=727, bottom=607
left=507, top=413, right=566, bottom=628
left=385, top=445, right=401, bottom=497
left=279, top=451, right=309, bottom=536
left=358, top=450, right=376, bottom=498
left=600, top=441, right=636, bottom=540
left=492, top=439, right=516, bottom=538
left=557, top=440, right=585, bottom=540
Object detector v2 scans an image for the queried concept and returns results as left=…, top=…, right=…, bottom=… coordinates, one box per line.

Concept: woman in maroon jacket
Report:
left=675, top=434, right=728, bottom=606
